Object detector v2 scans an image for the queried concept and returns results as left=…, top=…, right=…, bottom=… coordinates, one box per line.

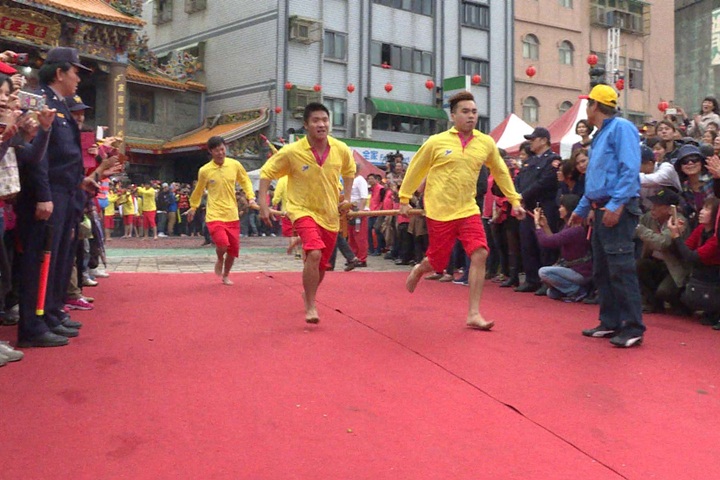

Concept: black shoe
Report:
left=499, top=277, right=519, bottom=288
left=514, top=282, right=540, bottom=293
left=50, top=325, right=80, bottom=338
left=582, top=294, right=599, bottom=305
left=700, top=313, right=717, bottom=326
left=582, top=325, right=617, bottom=338
left=534, top=285, right=548, bottom=296
left=344, top=260, right=358, bottom=272
left=17, top=332, right=69, bottom=348
left=356, top=261, right=367, bottom=267
left=395, top=259, right=412, bottom=265
left=62, top=318, right=83, bottom=329
left=609, top=332, right=643, bottom=348
left=713, top=322, right=720, bottom=330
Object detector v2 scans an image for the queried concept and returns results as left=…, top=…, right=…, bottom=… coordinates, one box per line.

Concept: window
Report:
left=154, top=0, right=173, bottom=24
left=373, top=0, right=433, bottom=16
left=325, top=98, right=347, bottom=127
left=462, top=57, right=489, bottom=85
left=129, top=90, right=155, bottom=123
left=522, top=97, right=539, bottom=124
left=558, top=40, right=574, bottom=65
left=371, top=41, right=433, bottom=75
left=477, top=117, right=490, bottom=133
left=590, top=0, right=650, bottom=36
left=628, top=58, right=643, bottom=90
left=372, top=113, right=443, bottom=136
left=185, top=0, right=206, bottom=13
left=461, top=1, right=490, bottom=29
left=559, top=0, right=572, bottom=7
left=522, top=34, right=539, bottom=60
left=559, top=101, right=573, bottom=115
left=324, top=31, right=347, bottom=61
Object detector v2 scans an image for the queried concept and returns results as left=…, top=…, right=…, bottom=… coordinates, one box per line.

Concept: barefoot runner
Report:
left=258, top=102, right=355, bottom=324
left=399, top=91, right=525, bottom=330
left=188, top=136, right=257, bottom=285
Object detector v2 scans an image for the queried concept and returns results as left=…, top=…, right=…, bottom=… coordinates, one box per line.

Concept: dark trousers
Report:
left=17, top=189, right=82, bottom=339
left=592, top=203, right=645, bottom=336
left=636, top=258, right=681, bottom=310
left=329, top=234, right=355, bottom=268
left=519, top=207, right=558, bottom=284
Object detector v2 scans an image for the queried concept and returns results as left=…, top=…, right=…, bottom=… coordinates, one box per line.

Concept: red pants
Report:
left=293, top=216, right=338, bottom=272
left=425, top=215, right=488, bottom=272
left=347, top=216, right=368, bottom=262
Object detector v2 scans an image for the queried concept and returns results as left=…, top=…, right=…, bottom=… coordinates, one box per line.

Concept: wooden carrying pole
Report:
left=347, top=209, right=425, bottom=218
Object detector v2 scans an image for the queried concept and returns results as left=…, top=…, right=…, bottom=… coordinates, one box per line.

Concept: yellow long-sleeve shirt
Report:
left=136, top=186, right=157, bottom=212
left=105, top=192, right=117, bottom=216
left=118, top=192, right=135, bottom=216
left=190, top=157, right=255, bottom=223
left=272, top=176, right=288, bottom=207
left=260, top=136, right=356, bottom=232
left=399, top=127, right=522, bottom=221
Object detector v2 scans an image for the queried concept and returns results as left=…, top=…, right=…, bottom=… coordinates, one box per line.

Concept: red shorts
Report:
left=104, top=215, right=114, bottom=229
left=123, top=215, right=134, bottom=226
left=135, top=215, right=144, bottom=228
left=293, top=216, right=338, bottom=272
left=425, top=215, right=488, bottom=272
left=206, top=220, right=241, bottom=257
left=281, top=216, right=294, bottom=237
left=143, top=210, right=157, bottom=228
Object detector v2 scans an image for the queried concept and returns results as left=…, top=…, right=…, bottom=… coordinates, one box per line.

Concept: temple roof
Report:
left=23, top=0, right=145, bottom=27
left=126, top=65, right=206, bottom=92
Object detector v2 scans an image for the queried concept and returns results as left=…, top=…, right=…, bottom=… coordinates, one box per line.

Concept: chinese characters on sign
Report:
left=0, top=7, right=60, bottom=46
left=358, top=148, right=416, bottom=166
left=113, top=74, right=127, bottom=139
left=712, top=9, right=720, bottom=66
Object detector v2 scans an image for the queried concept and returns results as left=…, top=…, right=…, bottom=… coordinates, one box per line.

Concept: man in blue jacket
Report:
left=570, top=85, right=645, bottom=348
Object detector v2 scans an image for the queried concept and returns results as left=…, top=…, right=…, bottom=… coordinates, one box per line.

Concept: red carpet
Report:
left=1, top=271, right=718, bottom=479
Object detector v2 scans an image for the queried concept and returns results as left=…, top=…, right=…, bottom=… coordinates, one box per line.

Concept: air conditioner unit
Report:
left=289, top=16, right=322, bottom=45
left=354, top=113, right=372, bottom=139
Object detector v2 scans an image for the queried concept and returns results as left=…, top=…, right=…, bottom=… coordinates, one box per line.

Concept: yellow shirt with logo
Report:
left=260, top=136, right=356, bottom=232
left=105, top=192, right=117, bottom=216
left=399, top=127, right=522, bottom=221
left=190, top=157, right=255, bottom=223
left=136, top=186, right=157, bottom=212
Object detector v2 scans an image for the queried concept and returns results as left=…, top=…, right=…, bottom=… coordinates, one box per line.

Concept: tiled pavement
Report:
left=105, top=235, right=412, bottom=273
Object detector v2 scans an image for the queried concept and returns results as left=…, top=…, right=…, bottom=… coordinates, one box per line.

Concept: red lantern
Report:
left=313, top=84, right=322, bottom=92
left=658, top=100, right=669, bottom=112
left=384, top=82, right=393, bottom=93
left=471, top=74, right=482, bottom=85
left=586, top=54, right=598, bottom=66
left=526, top=66, right=537, bottom=78
left=274, top=106, right=282, bottom=114
left=425, top=79, right=435, bottom=90
left=381, top=62, right=391, bottom=69
left=615, top=79, right=625, bottom=91
left=347, top=83, right=355, bottom=93
left=284, top=81, right=293, bottom=90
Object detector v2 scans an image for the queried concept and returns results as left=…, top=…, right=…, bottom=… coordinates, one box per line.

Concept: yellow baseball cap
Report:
left=579, top=84, right=618, bottom=108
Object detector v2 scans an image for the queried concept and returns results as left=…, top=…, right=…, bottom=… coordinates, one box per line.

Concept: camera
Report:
left=8, top=53, right=29, bottom=65
left=17, top=91, right=46, bottom=111
left=665, top=108, right=677, bottom=115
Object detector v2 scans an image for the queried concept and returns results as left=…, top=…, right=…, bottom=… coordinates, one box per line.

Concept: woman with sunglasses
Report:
left=675, top=144, right=714, bottom=230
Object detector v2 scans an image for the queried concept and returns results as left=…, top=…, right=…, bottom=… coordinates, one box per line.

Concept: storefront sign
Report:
left=111, top=71, right=127, bottom=139
left=0, top=7, right=60, bottom=46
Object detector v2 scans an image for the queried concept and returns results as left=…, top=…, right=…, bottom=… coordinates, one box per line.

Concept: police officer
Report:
left=16, top=47, right=93, bottom=347
left=514, top=127, right=561, bottom=294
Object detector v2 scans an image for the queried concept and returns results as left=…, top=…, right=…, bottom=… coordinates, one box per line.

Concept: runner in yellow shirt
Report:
left=188, top=136, right=256, bottom=285
left=400, top=91, right=525, bottom=330
left=117, top=185, right=136, bottom=238
left=259, top=103, right=355, bottom=324
left=104, top=189, right=118, bottom=241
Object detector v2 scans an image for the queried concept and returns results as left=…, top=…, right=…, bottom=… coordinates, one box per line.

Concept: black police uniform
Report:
left=515, top=147, right=561, bottom=286
left=16, top=84, right=85, bottom=342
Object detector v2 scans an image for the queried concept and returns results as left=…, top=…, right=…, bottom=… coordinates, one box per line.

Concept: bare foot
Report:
left=214, top=259, right=223, bottom=276
left=222, top=276, right=234, bottom=285
left=305, top=308, right=319, bottom=324
left=405, top=264, right=423, bottom=293
left=466, top=313, right=494, bottom=331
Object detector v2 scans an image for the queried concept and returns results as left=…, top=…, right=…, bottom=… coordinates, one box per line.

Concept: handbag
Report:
left=682, top=277, right=720, bottom=312
left=0, top=148, right=20, bottom=200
